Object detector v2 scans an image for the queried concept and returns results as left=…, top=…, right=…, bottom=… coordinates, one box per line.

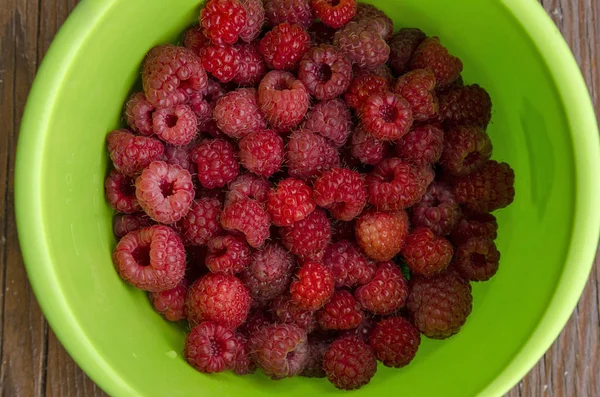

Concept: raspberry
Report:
left=368, top=317, right=420, bottom=368
left=135, top=161, right=194, bottom=224
left=258, top=70, right=310, bottom=131
left=233, top=334, right=257, bottom=375
left=323, top=240, right=376, bottom=287
left=214, top=88, right=267, bottom=139
left=453, top=160, right=515, bottom=213
left=199, top=44, right=240, bottom=83
left=105, top=170, right=140, bottom=214
left=259, top=23, right=311, bottom=70
left=185, top=321, right=241, bottom=373
left=344, top=74, right=390, bottom=111
left=201, top=120, right=228, bottom=139
left=407, top=271, right=472, bottom=339
left=238, top=130, right=284, bottom=177
left=106, top=130, right=164, bottom=176
left=187, top=273, right=252, bottom=328
left=333, top=20, right=390, bottom=69
left=350, top=123, right=387, bottom=165
left=206, top=234, right=252, bottom=274
left=352, top=3, right=393, bottom=40
left=361, top=92, right=413, bottom=141
left=355, top=210, right=409, bottom=261
left=113, top=213, right=154, bottom=238
left=124, top=92, right=155, bottom=136
left=221, top=198, right=271, bottom=248
left=239, top=0, right=265, bottom=42
left=180, top=197, right=223, bottom=246
left=149, top=281, right=187, bottom=321
left=267, top=178, right=316, bottom=226
left=249, top=324, right=309, bottom=379
left=183, top=26, right=210, bottom=54
left=439, top=84, right=492, bottom=128
left=401, top=227, right=453, bottom=277
left=233, top=42, right=268, bottom=86
left=453, top=237, right=500, bottom=281
left=396, top=124, right=444, bottom=166
left=394, top=69, right=439, bottom=121
left=298, top=45, right=353, bottom=101
left=303, top=100, right=351, bottom=148
left=142, top=44, right=208, bottom=108
left=441, top=125, right=493, bottom=176
left=272, top=294, right=317, bottom=333
left=411, top=37, right=463, bottom=89
left=355, top=262, right=408, bottom=315
left=307, top=21, right=337, bottom=45
left=450, top=212, right=498, bottom=246
left=200, top=0, right=247, bottom=45
left=323, top=336, right=377, bottom=390
left=191, top=139, right=240, bottom=189
left=300, top=337, right=329, bottom=378
left=188, top=80, right=226, bottom=126
left=238, top=309, right=272, bottom=337
left=387, top=28, right=427, bottom=76
left=313, top=168, right=367, bottom=221
left=317, top=290, right=364, bottom=330
left=287, top=129, right=340, bottom=180
left=412, top=181, right=461, bottom=236
left=353, top=63, right=393, bottom=82
left=113, top=225, right=186, bottom=292
left=152, top=105, right=198, bottom=145
left=264, top=0, right=314, bottom=28
left=225, top=173, right=271, bottom=207
left=163, top=143, right=197, bottom=175
left=240, top=243, right=294, bottom=302
left=339, top=315, right=374, bottom=341
left=312, top=0, right=357, bottom=28
left=280, top=208, right=331, bottom=260
left=290, top=262, right=335, bottom=310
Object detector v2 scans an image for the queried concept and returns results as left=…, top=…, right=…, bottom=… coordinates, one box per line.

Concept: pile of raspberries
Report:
left=106, top=0, right=515, bottom=390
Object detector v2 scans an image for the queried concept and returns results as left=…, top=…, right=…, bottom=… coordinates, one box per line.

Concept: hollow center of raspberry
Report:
left=379, top=105, right=398, bottom=123
left=471, top=253, right=488, bottom=267
left=464, top=151, right=481, bottom=167
left=132, top=245, right=151, bottom=267
left=273, top=79, right=290, bottom=91
left=330, top=0, right=340, bottom=6
left=120, top=179, right=136, bottom=197
left=160, top=181, right=175, bottom=197
left=315, top=64, right=332, bottom=82
left=286, top=350, right=296, bottom=363
left=165, top=114, right=179, bottom=128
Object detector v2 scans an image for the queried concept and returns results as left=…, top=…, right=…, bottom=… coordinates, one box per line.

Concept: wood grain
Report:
left=0, top=0, right=597, bottom=396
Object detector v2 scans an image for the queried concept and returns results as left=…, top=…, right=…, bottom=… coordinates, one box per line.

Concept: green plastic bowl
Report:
left=15, top=0, right=600, bottom=395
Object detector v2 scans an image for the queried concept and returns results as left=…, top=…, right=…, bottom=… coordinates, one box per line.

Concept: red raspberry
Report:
left=240, top=243, right=294, bottom=302
left=272, top=294, right=317, bottom=333
left=180, top=197, right=223, bottom=246
left=412, top=181, right=461, bottom=236
left=113, top=225, right=186, bottom=292
left=206, top=234, right=252, bottom=274
left=307, top=21, right=337, bottom=45
left=323, top=336, right=377, bottom=390
left=352, top=3, right=393, bottom=40
left=105, top=170, right=140, bottom=214
left=300, top=337, right=329, bottom=378
left=303, top=99, right=352, bottom=148
left=233, top=42, right=268, bottom=86
left=441, top=125, right=493, bottom=176
left=135, top=161, right=194, bottom=224
left=323, top=240, right=376, bottom=287
left=313, top=168, right=367, bottom=221
left=259, top=23, right=311, bottom=70
left=249, top=324, right=309, bottom=379
left=183, top=26, right=210, bottom=54
left=411, top=37, right=463, bottom=89
left=287, top=129, right=340, bottom=180
left=355, top=262, right=408, bottom=315
left=396, top=124, right=444, bottom=166
left=163, top=143, right=197, bottom=175
left=225, top=173, right=271, bottom=207
left=344, top=74, right=390, bottom=111
left=298, top=45, right=353, bottom=101
left=152, top=105, right=198, bottom=145
left=239, top=0, right=265, bottom=42
left=312, top=0, right=357, bottom=28
left=394, top=69, right=439, bottom=121
left=238, top=309, right=272, bottom=337
left=191, top=139, right=240, bottom=189
left=233, top=334, right=256, bottom=375
left=113, top=213, right=154, bottom=238
left=187, top=273, right=252, bottom=328
left=333, top=20, right=390, bottom=69
left=264, top=0, right=314, bottom=28
left=124, top=92, right=155, bottom=136
left=188, top=79, right=226, bottom=126
left=361, top=92, right=413, bottom=141
left=453, top=237, right=500, bottom=281
left=280, top=208, right=331, bottom=260
left=214, top=88, right=266, bottom=139
left=350, top=123, right=387, bottom=165
left=185, top=321, right=241, bottom=373
left=317, top=290, right=364, bottom=330
left=439, top=84, right=492, bottom=128
left=387, top=28, right=427, bottom=76
left=200, top=0, right=247, bottom=45
left=355, top=210, right=409, bottom=261
left=221, top=198, right=271, bottom=248
left=407, top=271, right=472, bottom=339
left=450, top=212, right=498, bottom=246
left=149, top=281, right=187, bottom=321
left=453, top=160, right=515, bottom=213
left=290, top=262, right=335, bottom=310
left=238, top=129, right=284, bottom=177
left=368, top=317, right=420, bottom=368
left=142, top=44, right=207, bottom=108
left=199, top=44, right=240, bottom=83
left=267, top=178, right=316, bottom=226
left=258, top=70, right=310, bottom=131
left=366, top=158, right=429, bottom=210
left=353, top=63, right=393, bottom=82
left=401, top=227, right=453, bottom=277
left=106, top=130, right=164, bottom=176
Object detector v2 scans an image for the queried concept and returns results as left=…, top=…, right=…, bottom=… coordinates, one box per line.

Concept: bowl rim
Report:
left=14, top=0, right=600, bottom=396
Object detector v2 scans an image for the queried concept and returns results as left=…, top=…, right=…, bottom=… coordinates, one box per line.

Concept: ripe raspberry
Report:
left=355, top=210, right=409, bottom=261
left=191, top=139, right=240, bottom=189
left=396, top=124, right=444, bottom=166
left=287, top=129, right=340, bottom=180
left=149, top=281, right=187, bottom=321
left=267, top=178, right=316, bottom=226
left=401, top=227, right=453, bottom=277
left=300, top=337, right=329, bottom=378
left=200, top=0, right=247, bottom=45
left=387, top=28, right=427, bottom=76
left=441, top=125, right=493, bottom=176
left=238, top=309, right=272, bottom=337
left=142, top=44, right=207, bottom=108
left=233, top=42, right=268, bottom=86
left=187, top=273, right=252, bottom=328
left=206, top=234, right=252, bottom=274
left=317, top=290, right=364, bottom=330
left=238, top=130, right=284, bottom=177
left=272, top=294, right=317, bottom=333
left=323, top=240, right=376, bottom=287
left=264, top=0, right=314, bottom=28
left=350, top=123, right=387, bottom=165
left=450, top=212, right=498, bottom=246
left=307, top=21, right=337, bottom=45
left=312, top=0, right=357, bottom=28
left=369, top=317, right=420, bottom=368
left=225, top=173, right=271, bottom=207
left=303, top=100, right=352, bottom=148
left=113, top=225, right=186, bottom=292
left=183, top=25, right=210, bottom=54
left=180, top=197, right=223, bottom=246
left=240, top=243, right=294, bottom=302
left=221, top=198, right=271, bottom=248
left=239, top=0, right=265, bottom=42
left=199, top=44, right=240, bottom=83
left=135, top=161, right=194, bottom=224
left=188, top=79, right=226, bottom=126
left=214, top=88, right=267, bottom=139
left=106, top=130, right=164, bottom=176
left=344, top=74, right=390, bottom=111
left=105, top=170, right=140, bottom=214
left=290, top=262, right=335, bottom=310
left=124, top=92, right=155, bottom=136
left=352, top=3, right=393, bottom=40
left=280, top=209, right=331, bottom=260
left=439, top=84, right=492, bottom=128
left=411, top=37, right=463, bottom=88
left=162, top=143, right=197, bottom=175
left=185, top=321, right=241, bottom=373
left=407, top=271, right=472, bottom=339
left=233, top=334, right=257, bottom=375
left=113, top=213, right=154, bottom=238
left=453, top=160, right=515, bottom=213
left=333, top=20, right=390, bottom=69
left=298, top=45, right=353, bottom=101
left=152, top=105, right=198, bottom=145
left=353, top=63, right=393, bottom=82
left=355, top=262, right=408, bottom=315
left=412, top=181, right=461, bottom=236
left=258, top=70, right=310, bottom=131
left=249, top=324, right=309, bottom=379
left=259, top=23, right=311, bottom=70
left=313, top=168, right=367, bottom=221
left=323, top=336, right=377, bottom=390
left=453, top=237, right=500, bottom=281
left=394, top=69, right=439, bottom=121
left=361, top=92, right=413, bottom=141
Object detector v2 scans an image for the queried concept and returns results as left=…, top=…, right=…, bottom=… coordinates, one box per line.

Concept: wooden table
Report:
left=0, top=1, right=598, bottom=395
